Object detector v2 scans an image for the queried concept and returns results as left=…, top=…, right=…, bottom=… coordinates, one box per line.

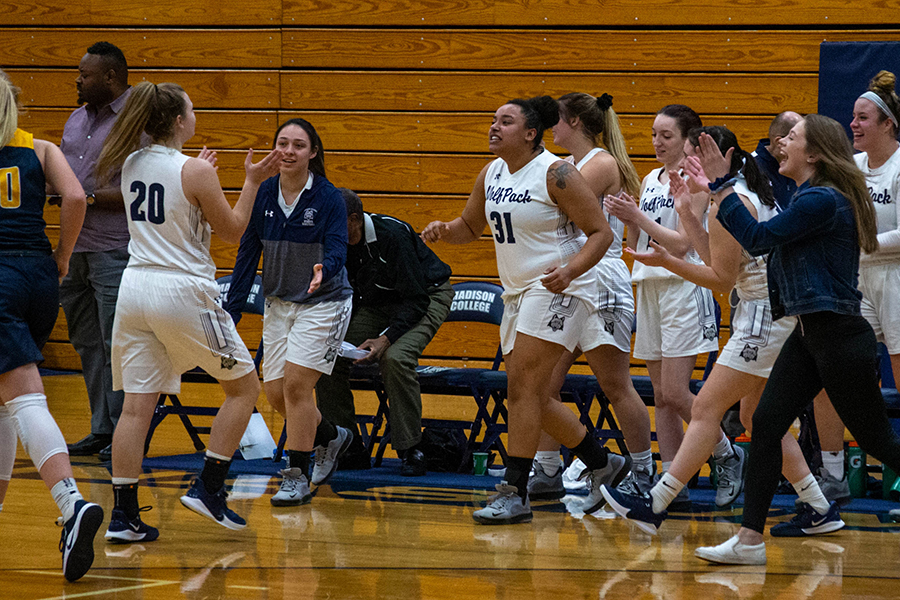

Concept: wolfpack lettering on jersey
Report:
left=483, top=149, right=598, bottom=309
left=856, top=148, right=900, bottom=266
left=632, top=167, right=706, bottom=282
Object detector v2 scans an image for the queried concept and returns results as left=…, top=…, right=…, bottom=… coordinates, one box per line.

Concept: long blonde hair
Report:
left=804, top=114, right=878, bottom=253
left=558, top=92, right=640, bottom=196
left=0, top=71, right=22, bottom=148
left=96, top=81, right=186, bottom=185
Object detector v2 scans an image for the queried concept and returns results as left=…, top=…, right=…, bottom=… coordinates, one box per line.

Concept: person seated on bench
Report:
left=315, top=188, right=454, bottom=476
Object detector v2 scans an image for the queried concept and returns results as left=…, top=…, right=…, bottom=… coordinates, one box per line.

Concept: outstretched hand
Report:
left=696, top=132, right=733, bottom=182
left=624, top=240, right=671, bottom=268
left=421, top=220, right=451, bottom=243
left=244, top=148, right=284, bottom=186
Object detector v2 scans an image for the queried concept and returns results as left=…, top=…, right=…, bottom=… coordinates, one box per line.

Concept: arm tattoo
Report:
left=550, top=162, right=575, bottom=190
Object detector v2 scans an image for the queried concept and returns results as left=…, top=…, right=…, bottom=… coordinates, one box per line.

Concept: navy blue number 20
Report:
left=489, top=211, right=516, bottom=244
left=130, top=181, right=166, bottom=224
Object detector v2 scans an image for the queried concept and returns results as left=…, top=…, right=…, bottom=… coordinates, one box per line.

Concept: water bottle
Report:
left=847, top=441, right=867, bottom=498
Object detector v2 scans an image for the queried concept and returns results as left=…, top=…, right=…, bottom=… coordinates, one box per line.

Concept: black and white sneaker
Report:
left=105, top=507, right=159, bottom=544
left=770, top=502, right=845, bottom=537
left=60, top=500, right=104, bottom=582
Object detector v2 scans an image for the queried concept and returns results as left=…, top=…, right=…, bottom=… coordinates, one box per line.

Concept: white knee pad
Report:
left=0, top=405, right=16, bottom=481
left=6, top=394, right=68, bottom=471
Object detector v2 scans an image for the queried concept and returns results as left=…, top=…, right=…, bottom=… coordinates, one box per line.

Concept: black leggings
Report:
left=742, top=311, right=900, bottom=534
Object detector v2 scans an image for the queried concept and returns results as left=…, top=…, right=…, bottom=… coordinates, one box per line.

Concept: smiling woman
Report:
left=422, top=95, right=626, bottom=526
left=95, top=80, right=284, bottom=541
left=813, top=70, right=900, bottom=499
left=224, top=117, right=355, bottom=508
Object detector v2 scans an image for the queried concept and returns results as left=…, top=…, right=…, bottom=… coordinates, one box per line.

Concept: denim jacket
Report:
left=716, top=181, right=862, bottom=320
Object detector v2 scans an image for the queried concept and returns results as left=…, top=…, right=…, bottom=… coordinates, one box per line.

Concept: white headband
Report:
left=860, top=91, right=900, bottom=128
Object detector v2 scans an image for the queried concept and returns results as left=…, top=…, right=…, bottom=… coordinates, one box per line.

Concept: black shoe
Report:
left=400, top=449, right=426, bottom=477
left=68, top=433, right=112, bottom=456
left=98, top=444, right=112, bottom=462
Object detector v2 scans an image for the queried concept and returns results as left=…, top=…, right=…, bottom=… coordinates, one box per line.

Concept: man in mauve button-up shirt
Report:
left=58, top=42, right=132, bottom=458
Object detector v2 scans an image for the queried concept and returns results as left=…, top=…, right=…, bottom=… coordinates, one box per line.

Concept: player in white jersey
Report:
left=526, top=92, right=652, bottom=508
left=813, top=70, right=900, bottom=503
left=95, top=82, right=282, bottom=540
left=606, top=105, right=719, bottom=509
left=603, top=127, right=839, bottom=538
left=423, top=95, right=629, bottom=525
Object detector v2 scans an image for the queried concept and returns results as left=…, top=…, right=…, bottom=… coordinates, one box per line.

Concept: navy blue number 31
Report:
left=130, top=181, right=165, bottom=224
left=489, top=211, right=516, bottom=244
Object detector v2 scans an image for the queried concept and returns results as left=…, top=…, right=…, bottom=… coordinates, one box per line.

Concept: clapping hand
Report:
left=624, top=240, right=671, bottom=268
left=605, top=193, right=641, bottom=224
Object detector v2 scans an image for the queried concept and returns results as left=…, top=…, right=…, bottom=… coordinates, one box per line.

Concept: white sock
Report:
left=207, top=449, right=231, bottom=461
left=630, top=449, right=654, bottom=474
left=822, top=451, right=845, bottom=480
left=712, top=433, right=732, bottom=459
left=51, top=478, right=83, bottom=522
left=794, top=473, right=831, bottom=515
left=112, top=477, right=139, bottom=486
left=650, top=472, right=685, bottom=513
left=534, top=451, right=562, bottom=477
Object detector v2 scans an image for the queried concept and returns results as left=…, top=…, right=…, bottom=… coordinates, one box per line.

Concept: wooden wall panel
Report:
left=208, top=150, right=661, bottom=191
left=21, top=108, right=279, bottom=149
left=281, top=71, right=818, bottom=114
left=274, top=111, right=773, bottom=156
left=0, top=0, right=281, bottom=26
left=286, top=29, right=900, bottom=73
left=291, top=0, right=899, bottom=27
left=2, top=29, right=280, bottom=69
left=7, top=70, right=281, bottom=110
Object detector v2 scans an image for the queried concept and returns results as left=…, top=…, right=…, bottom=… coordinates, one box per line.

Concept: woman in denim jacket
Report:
left=690, top=114, right=900, bottom=565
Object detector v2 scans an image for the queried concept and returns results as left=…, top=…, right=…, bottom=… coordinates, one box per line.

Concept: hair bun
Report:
left=597, top=93, right=613, bottom=111
left=530, top=95, right=560, bottom=128
left=869, top=70, right=897, bottom=95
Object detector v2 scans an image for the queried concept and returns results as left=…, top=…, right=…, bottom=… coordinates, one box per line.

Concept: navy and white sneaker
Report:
left=600, top=484, right=666, bottom=535
left=180, top=479, right=246, bottom=530
left=105, top=508, right=160, bottom=544
left=770, top=502, right=845, bottom=537
left=59, top=500, right=104, bottom=582
left=311, top=426, right=352, bottom=486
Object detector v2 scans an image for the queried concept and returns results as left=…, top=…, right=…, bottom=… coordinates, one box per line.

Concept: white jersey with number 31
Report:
left=483, top=149, right=598, bottom=308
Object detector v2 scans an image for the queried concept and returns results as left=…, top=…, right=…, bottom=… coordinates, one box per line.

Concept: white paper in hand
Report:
left=340, top=341, right=370, bottom=360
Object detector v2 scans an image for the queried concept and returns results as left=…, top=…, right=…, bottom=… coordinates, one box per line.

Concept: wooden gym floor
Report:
left=1, top=374, right=899, bottom=599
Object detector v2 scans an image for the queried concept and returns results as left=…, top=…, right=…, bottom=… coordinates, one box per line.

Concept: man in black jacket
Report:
left=315, top=189, right=454, bottom=475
